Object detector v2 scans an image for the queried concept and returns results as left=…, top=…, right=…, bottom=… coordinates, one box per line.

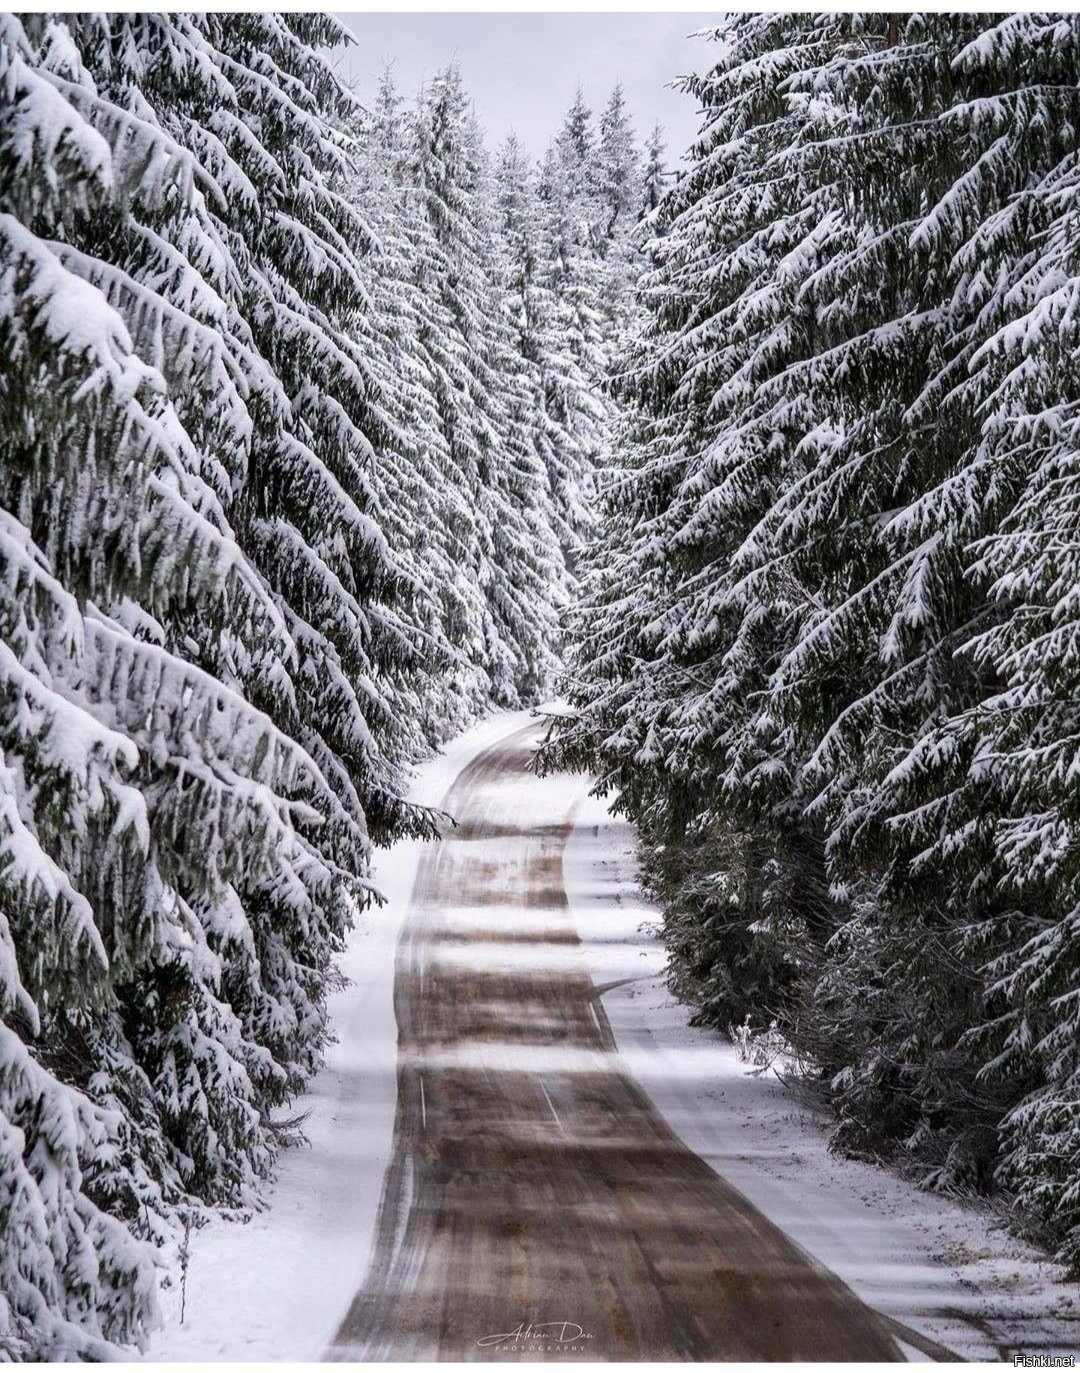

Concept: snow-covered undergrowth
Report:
left=564, top=790, right=1080, bottom=1363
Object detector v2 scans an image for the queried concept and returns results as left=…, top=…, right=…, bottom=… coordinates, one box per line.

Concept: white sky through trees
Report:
left=334, top=11, right=711, bottom=158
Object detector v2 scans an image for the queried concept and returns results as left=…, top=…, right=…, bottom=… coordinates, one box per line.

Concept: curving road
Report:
left=328, top=725, right=900, bottom=1362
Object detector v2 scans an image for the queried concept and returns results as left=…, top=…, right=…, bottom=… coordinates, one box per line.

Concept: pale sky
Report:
left=333, top=13, right=716, bottom=164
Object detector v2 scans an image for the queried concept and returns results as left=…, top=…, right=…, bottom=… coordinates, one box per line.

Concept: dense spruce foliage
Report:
left=0, top=14, right=643, bottom=1356
left=556, top=12, right=1080, bottom=1268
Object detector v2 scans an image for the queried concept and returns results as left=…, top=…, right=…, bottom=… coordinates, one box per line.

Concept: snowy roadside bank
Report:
left=146, top=711, right=535, bottom=1362
left=563, top=789, right=1080, bottom=1364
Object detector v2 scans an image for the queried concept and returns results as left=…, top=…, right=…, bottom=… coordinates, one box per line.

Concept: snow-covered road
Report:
left=329, top=721, right=895, bottom=1360
left=148, top=711, right=1077, bottom=1362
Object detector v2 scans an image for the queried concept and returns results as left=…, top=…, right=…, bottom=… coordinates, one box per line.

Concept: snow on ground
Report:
left=563, top=787, right=1080, bottom=1364
left=146, top=710, right=534, bottom=1362
left=148, top=710, right=1079, bottom=1363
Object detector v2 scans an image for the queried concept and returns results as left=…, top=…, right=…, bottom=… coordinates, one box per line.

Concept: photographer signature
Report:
left=477, top=1321, right=594, bottom=1348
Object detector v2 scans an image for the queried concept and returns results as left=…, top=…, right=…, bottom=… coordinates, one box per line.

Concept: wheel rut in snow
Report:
left=328, top=723, right=899, bottom=1362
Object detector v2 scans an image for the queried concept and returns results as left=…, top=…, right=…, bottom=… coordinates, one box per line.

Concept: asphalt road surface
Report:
left=329, top=725, right=900, bottom=1362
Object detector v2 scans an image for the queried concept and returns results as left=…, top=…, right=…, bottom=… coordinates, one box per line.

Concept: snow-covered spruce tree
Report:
left=530, top=83, right=648, bottom=567
left=1, top=15, right=264, bottom=1353
left=595, top=84, right=639, bottom=249
left=557, top=11, right=1080, bottom=1255
left=56, top=3, right=414, bottom=1165
left=555, top=86, right=596, bottom=205
left=548, top=84, right=644, bottom=353
left=543, top=93, right=611, bottom=380
left=839, top=14, right=1080, bottom=1252
left=59, top=4, right=452, bottom=1107
left=342, top=69, right=485, bottom=738
left=536, top=138, right=610, bottom=546
left=593, top=84, right=642, bottom=332
left=550, top=14, right=852, bottom=1031
left=496, top=133, right=593, bottom=588
left=0, top=11, right=436, bottom=1351
left=742, top=12, right=1080, bottom=1194
left=640, top=122, right=668, bottom=219
left=406, top=67, right=561, bottom=704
